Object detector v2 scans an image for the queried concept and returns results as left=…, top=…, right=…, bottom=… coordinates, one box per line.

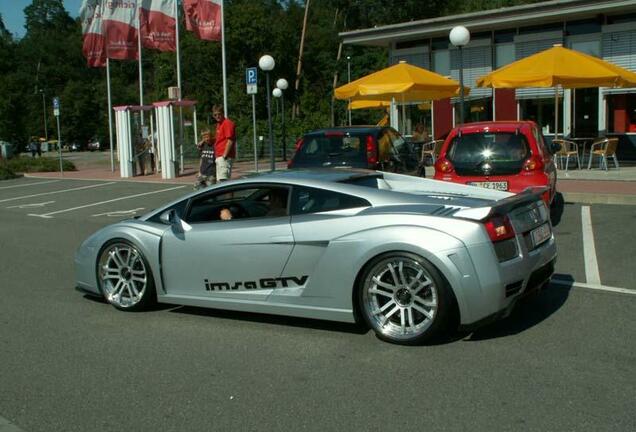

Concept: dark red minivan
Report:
left=433, top=121, right=559, bottom=205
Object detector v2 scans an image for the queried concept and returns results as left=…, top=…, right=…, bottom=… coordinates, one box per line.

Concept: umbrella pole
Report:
left=555, top=85, right=559, bottom=139
left=401, top=94, right=406, bottom=134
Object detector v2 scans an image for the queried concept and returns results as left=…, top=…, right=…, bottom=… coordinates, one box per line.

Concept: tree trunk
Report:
left=292, top=0, right=310, bottom=120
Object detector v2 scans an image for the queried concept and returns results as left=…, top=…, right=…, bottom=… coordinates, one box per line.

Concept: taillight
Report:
left=294, top=138, right=304, bottom=151
left=366, top=135, right=377, bottom=166
left=435, top=158, right=454, bottom=174
left=523, top=155, right=544, bottom=171
left=483, top=214, right=515, bottom=242
left=288, top=138, right=304, bottom=168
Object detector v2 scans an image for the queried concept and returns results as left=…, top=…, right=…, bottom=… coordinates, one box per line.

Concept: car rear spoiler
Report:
left=453, top=187, right=548, bottom=221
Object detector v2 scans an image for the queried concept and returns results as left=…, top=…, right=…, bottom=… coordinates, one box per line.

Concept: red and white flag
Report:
left=80, top=0, right=106, bottom=67
left=101, top=0, right=139, bottom=60
left=183, top=0, right=222, bottom=41
left=140, top=0, right=176, bottom=52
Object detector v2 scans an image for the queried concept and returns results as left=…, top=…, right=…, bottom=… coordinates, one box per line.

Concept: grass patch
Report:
left=0, top=163, right=19, bottom=180
left=6, top=156, right=76, bottom=173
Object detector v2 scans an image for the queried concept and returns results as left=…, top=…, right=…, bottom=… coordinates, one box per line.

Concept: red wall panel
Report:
left=495, top=89, right=517, bottom=121
left=433, top=98, right=453, bottom=139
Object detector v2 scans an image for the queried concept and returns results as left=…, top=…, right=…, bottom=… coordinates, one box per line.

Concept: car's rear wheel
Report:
left=358, top=252, right=452, bottom=345
left=97, top=240, right=155, bottom=311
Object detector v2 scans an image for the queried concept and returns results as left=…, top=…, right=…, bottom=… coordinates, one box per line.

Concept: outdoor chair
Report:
left=587, top=137, right=619, bottom=170
left=553, top=138, right=580, bottom=171
left=420, top=139, right=445, bottom=165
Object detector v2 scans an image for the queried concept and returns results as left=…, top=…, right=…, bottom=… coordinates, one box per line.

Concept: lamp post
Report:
left=346, top=55, right=352, bottom=126
left=259, top=54, right=275, bottom=170
left=275, top=78, right=288, bottom=161
left=449, top=26, right=470, bottom=125
left=39, top=89, right=48, bottom=141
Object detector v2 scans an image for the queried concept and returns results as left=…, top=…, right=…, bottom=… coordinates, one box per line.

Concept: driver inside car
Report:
left=219, top=207, right=233, bottom=221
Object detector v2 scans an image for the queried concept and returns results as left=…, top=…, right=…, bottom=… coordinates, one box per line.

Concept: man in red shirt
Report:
left=213, top=105, right=236, bottom=181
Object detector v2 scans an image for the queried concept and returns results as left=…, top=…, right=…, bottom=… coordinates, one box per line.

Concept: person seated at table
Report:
left=412, top=123, right=429, bottom=143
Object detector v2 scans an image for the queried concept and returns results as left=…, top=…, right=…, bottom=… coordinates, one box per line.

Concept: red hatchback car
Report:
left=433, top=121, right=559, bottom=205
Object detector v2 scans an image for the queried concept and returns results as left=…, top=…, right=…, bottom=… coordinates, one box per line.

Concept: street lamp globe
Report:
left=276, top=78, right=288, bottom=90
left=258, top=55, right=275, bottom=71
left=272, top=88, right=283, bottom=98
left=449, top=26, right=470, bottom=47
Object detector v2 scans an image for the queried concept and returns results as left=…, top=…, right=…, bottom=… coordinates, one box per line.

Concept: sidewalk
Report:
left=23, top=152, right=636, bottom=205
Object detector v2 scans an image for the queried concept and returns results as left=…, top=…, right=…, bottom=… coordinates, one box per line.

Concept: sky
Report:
left=0, top=0, right=82, bottom=38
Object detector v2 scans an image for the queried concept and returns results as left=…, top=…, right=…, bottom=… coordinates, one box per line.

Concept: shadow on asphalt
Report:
left=169, top=305, right=369, bottom=335
left=84, top=275, right=573, bottom=342
left=81, top=294, right=177, bottom=312
left=550, top=192, right=566, bottom=227
left=464, top=275, right=573, bottom=341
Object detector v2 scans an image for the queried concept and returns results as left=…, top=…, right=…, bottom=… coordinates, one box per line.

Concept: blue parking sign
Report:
left=52, top=97, right=60, bottom=109
left=246, top=67, right=257, bottom=85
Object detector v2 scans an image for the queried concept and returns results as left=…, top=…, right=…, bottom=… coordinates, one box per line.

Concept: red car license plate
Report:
left=530, top=223, right=551, bottom=247
left=467, top=181, right=509, bottom=191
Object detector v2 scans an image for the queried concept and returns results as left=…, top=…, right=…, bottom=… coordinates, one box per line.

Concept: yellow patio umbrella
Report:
left=335, top=61, right=466, bottom=101
left=336, top=61, right=467, bottom=131
left=477, top=45, right=636, bottom=136
left=348, top=100, right=390, bottom=110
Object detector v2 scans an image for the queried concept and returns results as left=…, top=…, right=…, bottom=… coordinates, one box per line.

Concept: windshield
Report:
left=293, top=132, right=369, bottom=167
left=447, top=132, right=530, bottom=176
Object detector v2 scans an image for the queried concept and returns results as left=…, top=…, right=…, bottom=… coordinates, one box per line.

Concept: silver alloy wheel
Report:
left=362, top=256, right=438, bottom=340
left=98, top=243, right=148, bottom=309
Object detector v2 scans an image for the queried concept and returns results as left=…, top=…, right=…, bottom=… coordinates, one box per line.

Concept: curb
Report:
left=562, top=192, right=636, bottom=205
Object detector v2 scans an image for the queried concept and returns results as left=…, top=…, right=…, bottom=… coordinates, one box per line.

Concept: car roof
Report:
left=244, top=168, right=379, bottom=183
left=304, top=126, right=386, bottom=135
left=453, top=121, right=535, bottom=134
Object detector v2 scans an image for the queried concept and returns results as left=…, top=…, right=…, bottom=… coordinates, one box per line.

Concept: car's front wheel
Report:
left=97, top=240, right=155, bottom=311
left=358, top=252, right=453, bottom=345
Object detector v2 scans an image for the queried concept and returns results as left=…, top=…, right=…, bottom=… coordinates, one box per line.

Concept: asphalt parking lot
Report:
left=0, top=177, right=634, bottom=432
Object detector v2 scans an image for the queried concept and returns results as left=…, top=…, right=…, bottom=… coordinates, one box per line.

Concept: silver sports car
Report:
left=75, top=169, right=556, bottom=344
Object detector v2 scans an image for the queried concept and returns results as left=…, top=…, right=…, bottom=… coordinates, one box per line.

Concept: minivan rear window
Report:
left=293, top=132, right=368, bottom=167
left=447, top=132, right=530, bottom=176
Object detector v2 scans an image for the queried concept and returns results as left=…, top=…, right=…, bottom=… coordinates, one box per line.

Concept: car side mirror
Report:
left=159, top=209, right=178, bottom=225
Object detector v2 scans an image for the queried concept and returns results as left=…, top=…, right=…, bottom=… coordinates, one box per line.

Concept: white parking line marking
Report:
left=552, top=279, right=635, bottom=296
left=28, top=186, right=185, bottom=218
left=0, top=180, right=60, bottom=190
left=0, top=182, right=116, bottom=203
left=0, top=415, right=27, bottom=432
left=7, top=200, right=55, bottom=209
left=92, top=208, right=145, bottom=217
left=581, top=206, right=601, bottom=286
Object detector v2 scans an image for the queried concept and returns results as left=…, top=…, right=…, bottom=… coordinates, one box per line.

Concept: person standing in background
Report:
left=212, top=105, right=236, bottom=182
left=194, top=129, right=216, bottom=189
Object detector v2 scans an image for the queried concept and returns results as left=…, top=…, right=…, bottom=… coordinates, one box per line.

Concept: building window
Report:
left=607, top=94, right=636, bottom=133
left=433, top=50, right=450, bottom=76
left=495, top=43, right=515, bottom=68
left=455, top=98, right=493, bottom=124
left=519, top=98, right=563, bottom=135
left=569, top=39, right=601, bottom=57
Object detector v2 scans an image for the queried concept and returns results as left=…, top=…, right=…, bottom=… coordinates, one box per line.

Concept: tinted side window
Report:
left=291, top=186, right=371, bottom=215
left=148, top=199, right=188, bottom=223
left=186, top=186, right=290, bottom=223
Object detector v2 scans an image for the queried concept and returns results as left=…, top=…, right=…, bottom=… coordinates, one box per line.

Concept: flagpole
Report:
left=137, top=1, right=144, bottom=125
left=221, top=0, right=228, bottom=115
left=175, top=0, right=182, bottom=99
left=106, top=58, right=115, bottom=172
left=175, top=0, right=184, bottom=174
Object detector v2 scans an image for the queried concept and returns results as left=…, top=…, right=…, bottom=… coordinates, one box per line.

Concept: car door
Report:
left=160, top=184, right=294, bottom=302
left=268, top=185, right=372, bottom=307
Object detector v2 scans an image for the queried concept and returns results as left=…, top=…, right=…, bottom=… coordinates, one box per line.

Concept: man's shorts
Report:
left=216, top=156, right=233, bottom=181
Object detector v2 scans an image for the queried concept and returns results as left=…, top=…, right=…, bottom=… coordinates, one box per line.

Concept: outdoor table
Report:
left=569, top=137, right=595, bottom=167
